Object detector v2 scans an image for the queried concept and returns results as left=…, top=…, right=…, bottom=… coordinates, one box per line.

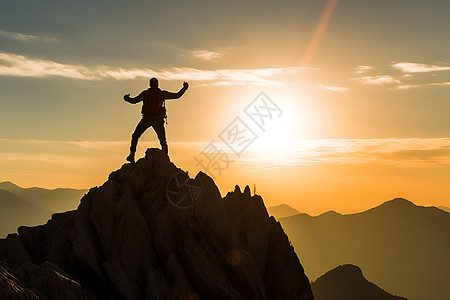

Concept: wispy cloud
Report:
left=392, top=62, right=450, bottom=73
left=0, top=139, right=128, bottom=148
left=352, top=61, right=450, bottom=90
left=354, top=75, right=401, bottom=85
left=174, top=67, right=301, bottom=86
left=396, top=81, right=450, bottom=90
left=0, top=152, right=90, bottom=164
left=238, top=138, right=450, bottom=167
left=0, top=51, right=302, bottom=86
left=313, top=84, right=349, bottom=92
left=190, top=50, right=222, bottom=61
left=354, top=65, right=373, bottom=74
left=0, top=29, right=57, bottom=42
left=0, top=52, right=99, bottom=80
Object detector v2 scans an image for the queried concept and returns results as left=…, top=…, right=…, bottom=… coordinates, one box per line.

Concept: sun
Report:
left=248, top=89, right=311, bottom=153
left=251, top=114, right=292, bottom=151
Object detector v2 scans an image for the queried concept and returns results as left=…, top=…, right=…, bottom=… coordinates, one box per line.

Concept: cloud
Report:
left=0, top=29, right=57, bottom=42
left=190, top=50, right=222, bottom=60
left=354, top=65, right=373, bottom=74
left=0, top=152, right=89, bottom=164
left=377, top=148, right=450, bottom=160
left=0, top=51, right=302, bottom=86
left=352, top=62, right=450, bottom=90
left=0, top=139, right=128, bottom=149
left=313, top=84, right=349, bottom=92
left=392, top=62, right=450, bottom=73
left=237, top=138, right=450, bottom=167
left=354, top=75, right=401, bottom=85
left=0, top=52, right=100, bottom=80
left=396, top=81, right=450, bottom=90
left=168, top=67, right=301, bottom=86
left=0, top=139, right=129, bottom=161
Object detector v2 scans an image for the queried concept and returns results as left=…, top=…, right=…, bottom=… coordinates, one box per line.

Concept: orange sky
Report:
left=1, top=0, right=450, bottom=214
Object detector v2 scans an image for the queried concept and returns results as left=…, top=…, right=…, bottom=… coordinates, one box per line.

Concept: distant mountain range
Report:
left=0, top=181, right=87, bottom=238
left=279, top=198, right=450, bottom=300
left=312, top=264, right=407, bottom=300
left=267, top=204, right=300, bottom=218
left=2, top=180, right=449, bottom=299
left=0, top=181, right=87, bottom=212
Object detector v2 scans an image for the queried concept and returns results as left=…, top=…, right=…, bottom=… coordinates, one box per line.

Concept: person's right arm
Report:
left=124, top=90, right=146, bottom=104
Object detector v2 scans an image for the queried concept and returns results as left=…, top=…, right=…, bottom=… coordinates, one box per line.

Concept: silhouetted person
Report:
left=124, top=77, right=188, bottom=163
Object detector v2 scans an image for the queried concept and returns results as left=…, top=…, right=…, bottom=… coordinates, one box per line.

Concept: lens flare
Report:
left=302, top=0, right=339, bottom=66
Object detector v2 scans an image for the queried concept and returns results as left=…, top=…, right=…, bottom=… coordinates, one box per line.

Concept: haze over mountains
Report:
left=0, top=190, right=52, bottom=238
left=267, top=204, right=300, bottom=219
left=280, top=198, right=450, bottom=300
left=0, top=181, right=87, bottom=212
left=0, top=181, right=87, bottom=238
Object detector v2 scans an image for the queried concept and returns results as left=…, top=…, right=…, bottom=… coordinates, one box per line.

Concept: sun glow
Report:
left=248, top=90, right=311, bottom=152
left=251, top=115, right=292, bottom=151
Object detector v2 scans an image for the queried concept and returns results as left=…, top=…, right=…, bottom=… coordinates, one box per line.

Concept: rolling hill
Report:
left=280, top=198, right=450, bottom=300
left=0, top=189, right=52, bottom=237
left=312, top=264, right=407, bottom=300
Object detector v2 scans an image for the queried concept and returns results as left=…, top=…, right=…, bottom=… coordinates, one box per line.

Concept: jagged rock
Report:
left=0, top=234, right=32, bottom=269
left=0, top=261, right=38, bottom=300
left=15, top=262, right=96, bottom=300
left=0, top=148, right=313, bottom=300
left=222, top=186, right=312, bottom=300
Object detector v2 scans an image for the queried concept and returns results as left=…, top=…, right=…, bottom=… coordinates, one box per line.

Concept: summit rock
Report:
left=0, top=148, right=313, bottom=300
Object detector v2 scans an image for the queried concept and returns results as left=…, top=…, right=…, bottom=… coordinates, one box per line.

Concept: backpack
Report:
left=142, top=88, right=167, bottom=122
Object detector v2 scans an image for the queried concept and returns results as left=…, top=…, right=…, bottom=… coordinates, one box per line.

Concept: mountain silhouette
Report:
left=0, top=148, right=313, bottom=300
left=0, top=189, right=53, bottom=238
left=279, top=198, right=450, bottom=300
left=0, top=181, right=87, bottom=213
left=437, top=205, right=450, bottom=213
left=267, top=204, right=300, bottom=219
left=311, top=264, right=407, bottom=300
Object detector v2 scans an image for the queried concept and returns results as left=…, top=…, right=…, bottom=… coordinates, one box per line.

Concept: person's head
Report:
left=149, top=77, right=159, bottom=88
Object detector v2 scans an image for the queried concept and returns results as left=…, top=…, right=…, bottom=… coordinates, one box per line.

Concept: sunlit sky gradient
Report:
left=1, top=0, right=449, bottom=215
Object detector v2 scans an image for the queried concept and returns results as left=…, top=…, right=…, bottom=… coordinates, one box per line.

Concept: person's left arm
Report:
left=162, top=82, right=189, bottom=100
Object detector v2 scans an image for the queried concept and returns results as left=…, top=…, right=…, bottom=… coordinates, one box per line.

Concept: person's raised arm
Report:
left=162, top=81, right=189, bottom=100
left=124, top=90, right=146, bottom=104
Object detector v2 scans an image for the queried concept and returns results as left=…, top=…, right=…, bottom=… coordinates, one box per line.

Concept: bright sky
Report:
left=1, top=0, right=449, bottom=215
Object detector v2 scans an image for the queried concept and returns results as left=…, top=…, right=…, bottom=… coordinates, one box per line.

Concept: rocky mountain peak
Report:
left=0, top=148, right=313, bottom=300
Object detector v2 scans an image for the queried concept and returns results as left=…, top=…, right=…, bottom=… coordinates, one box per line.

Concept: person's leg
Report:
left=128, top=117, right=152, bottom=162
left=152, top=119, right=168, bottom=154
